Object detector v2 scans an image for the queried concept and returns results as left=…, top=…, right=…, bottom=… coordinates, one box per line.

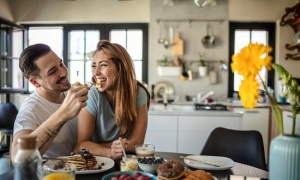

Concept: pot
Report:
left=202, top=24, right=215, bottom=48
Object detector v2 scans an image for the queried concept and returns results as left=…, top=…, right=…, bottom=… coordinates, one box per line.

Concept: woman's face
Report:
left=92, top=50, right=118, bottom=92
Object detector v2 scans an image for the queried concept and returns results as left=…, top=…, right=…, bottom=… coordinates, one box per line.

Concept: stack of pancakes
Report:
left=65, top=150, right=97, bottom=170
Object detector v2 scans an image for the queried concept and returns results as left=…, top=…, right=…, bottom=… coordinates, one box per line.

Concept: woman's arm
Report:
left=123, top=103, right=148, bottom=153
left=76, top=108, right=113, bottom=157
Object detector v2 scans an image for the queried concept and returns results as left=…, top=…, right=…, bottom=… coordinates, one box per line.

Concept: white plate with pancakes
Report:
left=184, top=155, right=234, bottom=171
left=44, top=156, right=115, bottom=174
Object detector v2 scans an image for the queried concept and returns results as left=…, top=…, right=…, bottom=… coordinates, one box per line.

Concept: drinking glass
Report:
left=39, top=163, right=76, bottom=180
left=135, top=144, right=155, bottom=158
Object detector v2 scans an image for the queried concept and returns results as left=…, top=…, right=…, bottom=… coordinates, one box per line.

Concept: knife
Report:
left=180, top=156, right=223, bottom=167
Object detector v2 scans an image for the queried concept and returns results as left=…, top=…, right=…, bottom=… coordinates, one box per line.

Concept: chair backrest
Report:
left=200, top=127, right=267, bottom=171
left=0, top=102, right=18, bottom=130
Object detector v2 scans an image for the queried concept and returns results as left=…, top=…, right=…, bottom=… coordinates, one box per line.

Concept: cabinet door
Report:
left=234, top=108, right=269, bottom=161
left=145, top=115, right=177, bottom=153
left=283, top=111, right=300, bottom=135
left=177, top=116, right=242, bottom=155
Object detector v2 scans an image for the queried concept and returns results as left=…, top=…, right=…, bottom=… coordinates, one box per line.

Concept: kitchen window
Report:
left=25, top=23, right=148, bottom=92
left=228, top=22, right=276, bottom=98
left=0, top=18, right=27, bottom=96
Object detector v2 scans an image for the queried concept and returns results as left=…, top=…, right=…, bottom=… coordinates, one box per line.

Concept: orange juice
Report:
left=43, top=173, right=75, bottom=180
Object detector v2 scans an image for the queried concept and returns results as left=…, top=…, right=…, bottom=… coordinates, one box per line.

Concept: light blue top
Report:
left=85, top=86, right=148, bottom=142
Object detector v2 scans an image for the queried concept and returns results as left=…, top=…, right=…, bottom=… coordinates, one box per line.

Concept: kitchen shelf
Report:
left=156, top=18, right=224, bottom=24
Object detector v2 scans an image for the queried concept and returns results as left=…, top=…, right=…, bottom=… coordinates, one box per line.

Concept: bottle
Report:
left=13, top=135, right=42, bottom=180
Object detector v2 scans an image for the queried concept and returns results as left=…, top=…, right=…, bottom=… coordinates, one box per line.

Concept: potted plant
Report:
left=157, top=55, right=181, bottom=76
left=198, top=52, right=207, bottom=77
left=231, top=42, right=300, bottom=180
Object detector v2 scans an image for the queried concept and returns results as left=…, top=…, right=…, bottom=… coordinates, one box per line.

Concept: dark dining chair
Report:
left=0, top=102, right=18, bottom=154
left=200, top=127, right=267, bottom=171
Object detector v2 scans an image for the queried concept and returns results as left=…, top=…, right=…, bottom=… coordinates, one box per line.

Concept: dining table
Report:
left=0, top=151, right=268, bottom=180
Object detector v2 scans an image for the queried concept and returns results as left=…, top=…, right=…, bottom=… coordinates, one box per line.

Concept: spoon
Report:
left=119, top=137, right=127, bottom=161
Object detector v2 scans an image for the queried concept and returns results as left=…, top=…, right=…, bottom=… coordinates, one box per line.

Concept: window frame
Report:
left=0, top=17, right=27, bottom=94
left=228, top=22, right=276, bottom=98
left=24, top=23, right=149, bottom=84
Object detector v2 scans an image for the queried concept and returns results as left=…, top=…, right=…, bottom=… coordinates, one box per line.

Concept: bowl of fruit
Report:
left=102, top=171, right=156, bottom=180
left=137, top=157, right=165, bottom=174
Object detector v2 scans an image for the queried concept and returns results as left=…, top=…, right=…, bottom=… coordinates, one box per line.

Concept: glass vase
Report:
left=269, top=135, right=300, bottom=180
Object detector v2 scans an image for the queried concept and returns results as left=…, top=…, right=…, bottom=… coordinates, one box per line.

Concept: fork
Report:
left=180, top=156, right=223, bottom=167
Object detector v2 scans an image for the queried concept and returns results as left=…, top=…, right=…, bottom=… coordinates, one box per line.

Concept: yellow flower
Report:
left=231, top=43, right=273, bottom=79
left=231, top=43, right=300, bottom=135
left=239, top=78, right=260, bottom=109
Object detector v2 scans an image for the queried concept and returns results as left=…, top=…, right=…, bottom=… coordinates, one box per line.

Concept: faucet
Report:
left=197, top=91, right=214, bottom=103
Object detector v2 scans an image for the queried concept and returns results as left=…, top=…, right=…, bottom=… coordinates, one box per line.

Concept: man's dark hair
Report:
left=19, top=43, right=51, bottom=79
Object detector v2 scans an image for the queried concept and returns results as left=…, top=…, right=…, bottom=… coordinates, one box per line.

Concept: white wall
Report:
left=10, top=0, right=150, bottom=23
left=0, top=0, right=13, bottom=21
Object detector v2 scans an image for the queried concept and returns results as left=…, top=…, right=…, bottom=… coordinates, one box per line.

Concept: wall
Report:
left=149, top=0, right=229, bottom=101
left=0, top=0, right=13, bottom=21
left=10, top=0, right=149, bottom=23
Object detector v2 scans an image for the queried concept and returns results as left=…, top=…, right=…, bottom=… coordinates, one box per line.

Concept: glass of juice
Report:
left=39, top=163, right=76, bottom=180
left=135, top=144, right=155, bottom=158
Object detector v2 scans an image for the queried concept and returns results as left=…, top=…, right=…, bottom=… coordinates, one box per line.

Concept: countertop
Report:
left=148, top=104, right=244, bottom=117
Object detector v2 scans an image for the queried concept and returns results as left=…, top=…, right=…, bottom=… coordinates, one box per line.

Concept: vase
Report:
left=198, top=66, right=207, bottom=77
left=269, top=135, right=300, bottom=180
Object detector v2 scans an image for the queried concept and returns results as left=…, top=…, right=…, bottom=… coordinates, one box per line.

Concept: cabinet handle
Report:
left=245, top=111, right=259, bottom=113
left=287, top=115, right=293, bottom=118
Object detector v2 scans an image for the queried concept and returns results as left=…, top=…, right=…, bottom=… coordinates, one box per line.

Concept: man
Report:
left=11, top=44, right=89, bottom=160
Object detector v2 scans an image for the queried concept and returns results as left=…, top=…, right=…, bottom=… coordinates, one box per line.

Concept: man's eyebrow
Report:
left=46, top=59, right=63, bottom=75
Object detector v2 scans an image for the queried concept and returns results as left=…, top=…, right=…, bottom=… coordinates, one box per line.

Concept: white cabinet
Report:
left=282, top=110, right=300, bottom=135
left=144, top=115, right=178, bottom=152
left=177, top=116, right=242, bottom=155
left=146, top=113, right=243, bottom=154
left=233, top=108, right=270, bottom=160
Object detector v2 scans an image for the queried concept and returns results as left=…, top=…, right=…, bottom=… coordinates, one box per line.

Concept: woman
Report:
left=76, top=40, right=150, bottom=159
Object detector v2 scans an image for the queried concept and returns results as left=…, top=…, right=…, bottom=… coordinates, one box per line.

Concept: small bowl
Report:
left=137, top=157, right=165, bottom=174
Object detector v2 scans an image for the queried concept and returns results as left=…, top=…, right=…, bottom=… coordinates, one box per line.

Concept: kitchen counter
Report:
left=149, top=104, right=243, bottom=117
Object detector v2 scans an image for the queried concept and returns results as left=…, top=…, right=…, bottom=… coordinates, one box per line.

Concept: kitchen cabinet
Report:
left=177, top=115, right=242, bottom=154
left=282, top=110, right=300, bottom=134
left=144, top=115, right=177, bottom=152
left=145, top=112, right=243, bottom=154
left=233, top=108, right=270, bottom=160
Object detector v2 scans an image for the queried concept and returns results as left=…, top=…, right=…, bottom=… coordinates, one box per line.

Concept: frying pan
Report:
left=202, top=24, right=215, bottom=48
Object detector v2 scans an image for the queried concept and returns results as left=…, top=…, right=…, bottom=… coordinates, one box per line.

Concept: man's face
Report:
left=31, top=51, right=71, bottom=92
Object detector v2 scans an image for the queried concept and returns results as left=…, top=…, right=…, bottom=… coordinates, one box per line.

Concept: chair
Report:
left=200, top=127, right=267, bottom=171
left=0, top=102, right=18, bottom=154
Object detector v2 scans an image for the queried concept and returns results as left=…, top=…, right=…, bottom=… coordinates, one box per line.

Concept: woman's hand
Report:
left=111, top=138, right=126, bottom=159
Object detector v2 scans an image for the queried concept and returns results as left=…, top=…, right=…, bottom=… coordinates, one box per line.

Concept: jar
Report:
left=120, top=155, right=138, bottom=171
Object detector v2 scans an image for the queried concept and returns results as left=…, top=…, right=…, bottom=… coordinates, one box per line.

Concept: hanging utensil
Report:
left=158, top=22, right=165, bottom=44
left=202, top=24, right=215, bottom=48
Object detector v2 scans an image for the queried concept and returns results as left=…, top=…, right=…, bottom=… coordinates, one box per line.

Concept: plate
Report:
left=184, top=155, right=234, bottom=170
left=102, top=171, right=157, bottom=180
left=44, top=156, right=115, bottom=174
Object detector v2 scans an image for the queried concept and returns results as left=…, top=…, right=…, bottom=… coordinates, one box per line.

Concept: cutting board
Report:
left=172, top=30, right=184, bottom=56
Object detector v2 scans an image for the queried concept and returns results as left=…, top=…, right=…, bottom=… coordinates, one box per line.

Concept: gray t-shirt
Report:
left=85, top=86, right=147, bottom=143
left=13, top=91, right=77, bottom=157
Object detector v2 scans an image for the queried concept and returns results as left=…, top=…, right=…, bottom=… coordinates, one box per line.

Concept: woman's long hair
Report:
left=93, top=40, right=148, bottom=138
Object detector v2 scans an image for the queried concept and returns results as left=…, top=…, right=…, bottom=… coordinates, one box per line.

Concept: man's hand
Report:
left=58, top=86, right=89, bottom=121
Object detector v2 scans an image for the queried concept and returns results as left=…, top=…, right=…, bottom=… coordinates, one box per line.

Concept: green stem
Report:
left=259, top=74, right=284, bottom=134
